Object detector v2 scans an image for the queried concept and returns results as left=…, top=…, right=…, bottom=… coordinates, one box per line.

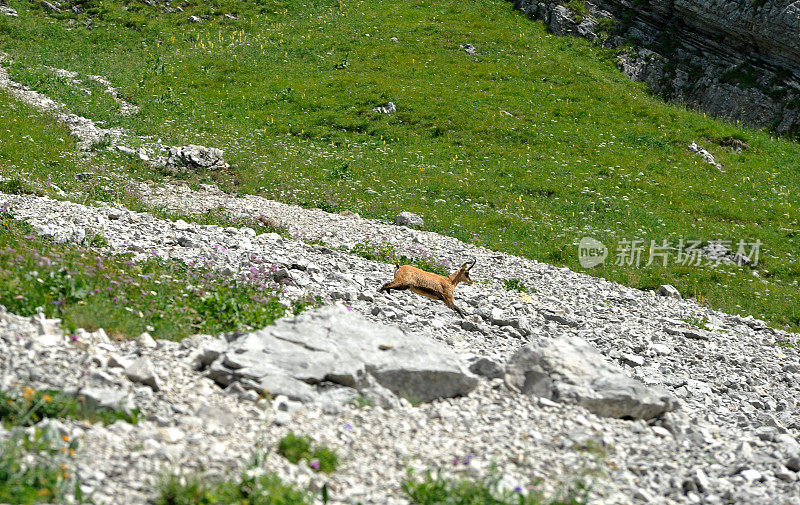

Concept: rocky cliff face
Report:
left=512, top=0, right=800, bottom=136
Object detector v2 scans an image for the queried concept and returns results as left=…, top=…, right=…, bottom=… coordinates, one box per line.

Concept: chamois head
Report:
left=452, top=257, right=476, bottom=286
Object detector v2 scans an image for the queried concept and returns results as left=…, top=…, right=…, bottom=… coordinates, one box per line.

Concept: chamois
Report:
left=378, top=258, right=476, bottom=317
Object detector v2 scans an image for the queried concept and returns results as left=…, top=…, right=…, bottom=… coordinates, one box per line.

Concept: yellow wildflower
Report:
left=23, top=387, right=35, bottom=399
left=42, top=394, right=52, bottom=402
left=62, top=434, right=70, bottom=443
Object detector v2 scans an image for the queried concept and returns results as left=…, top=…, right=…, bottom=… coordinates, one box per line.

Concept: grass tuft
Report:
left=503, top=278, right=533, bottom=293
left=277, top=432, right=339, bottom=473
left=277, top=432, right=311, bottom=464
left=403, top=469, right=589, bottom=505
left=156, top=469, right=310, bottom=505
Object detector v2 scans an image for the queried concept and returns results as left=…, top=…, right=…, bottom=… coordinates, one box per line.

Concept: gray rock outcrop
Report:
left=656, top=284, right=682, bottom=300
left=0, top=1, right=17, bottom=16
left=166, top=145, right=229, bottom=171
left=372, top=102, right=396, bottom=114
left=511, top=0, right=800, bottom=135
left=505, top=335, right=677, bottom=419
left=200, top=305, right=479, bottom=405
left=124, top=357, right=162, bottom=391
left=395, top=211, right=424, bottom=228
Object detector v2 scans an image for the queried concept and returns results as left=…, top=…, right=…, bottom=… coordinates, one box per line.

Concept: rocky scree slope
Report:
left=1, top=188, right=799, bottom=504
left=513, top=0, right=800, bottom=135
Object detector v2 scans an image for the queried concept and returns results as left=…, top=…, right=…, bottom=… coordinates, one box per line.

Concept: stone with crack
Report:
left=202, top=305, right=478, bottom=405
left=505, top=335, right=677, bottom=419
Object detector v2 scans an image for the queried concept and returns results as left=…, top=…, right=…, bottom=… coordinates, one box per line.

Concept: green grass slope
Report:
left=0, top=0, right=798, bottom=330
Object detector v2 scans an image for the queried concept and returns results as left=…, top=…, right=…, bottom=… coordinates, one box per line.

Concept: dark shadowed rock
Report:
left=505, top=335, right=677, bottom=419
left=468, top=356, right=505, bottom=379
left=512, top=0, right=800, bottom=135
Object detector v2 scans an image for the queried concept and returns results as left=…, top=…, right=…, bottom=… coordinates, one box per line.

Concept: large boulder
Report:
left=505, top=335, right=677, bottom=419
left=200, top=306, right=478, bottom=405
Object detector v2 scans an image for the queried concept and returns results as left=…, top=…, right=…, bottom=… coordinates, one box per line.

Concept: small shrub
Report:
left=91, top=135, right=112, bottom=151
left=595, top=17, right=616, bottom=36
left=277, top=432, right=312, bottom=464
left=680, top=315, right=709, bottom=330
left=277, top=432, right=339, bottom=473
left=503, top=278, right=532, bottom=293
left=564, top=0, right=589, bottom=21
left=329, top=162, right=351, bottom=180
left=310, top=447, right=339, bottom=474
left=352, top=395, right=374, bottom=408
left=86, top=231, right=109, bottom=248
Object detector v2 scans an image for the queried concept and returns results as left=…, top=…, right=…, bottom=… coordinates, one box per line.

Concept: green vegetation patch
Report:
left=156, top=471, right=310, bottom=505
left=0, top=426, right=87, bottom=505
left=0, top=386, right=138, bottom=427
left=403, top=469, right=589, bottom=505
left=152, top=207, right=289, bottom=237
left=0, top=0, right=798, bottom=330
left=277, top=432, right=339, bottom=473
left=0, top=211, right=312, bottom=340
left=346, top=241, right=451, bottom=277
left=503, top=278, right=533, bottom=293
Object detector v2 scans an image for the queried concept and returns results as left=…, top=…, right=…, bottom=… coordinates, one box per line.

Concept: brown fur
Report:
left=378, top=260, right=475, bottom=317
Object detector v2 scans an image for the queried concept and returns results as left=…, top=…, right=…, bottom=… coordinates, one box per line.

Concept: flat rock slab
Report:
left=505, top=335, right=677, bottom=420
left=201, top=306, right=478, bottom=404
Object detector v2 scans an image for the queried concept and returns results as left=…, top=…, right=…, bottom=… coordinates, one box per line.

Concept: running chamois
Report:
left=378, top=258, right=476, bottom=318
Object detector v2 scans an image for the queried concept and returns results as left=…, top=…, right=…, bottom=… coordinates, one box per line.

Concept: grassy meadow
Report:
left=0, top=0, right=798, bottom=329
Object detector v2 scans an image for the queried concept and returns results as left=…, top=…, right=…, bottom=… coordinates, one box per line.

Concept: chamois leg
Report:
left=379, top=281, right=410, bottom=293
left=443, top=295, right=466, bottom=318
